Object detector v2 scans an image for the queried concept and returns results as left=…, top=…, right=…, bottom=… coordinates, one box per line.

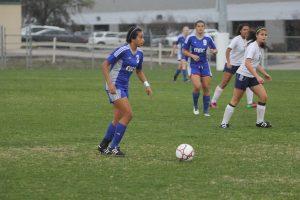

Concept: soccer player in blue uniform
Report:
left=183, top=20, right=217, bottom=116
left=171, top=26, right=190, bottom=82
left=98, top=26, right=153, bottom=156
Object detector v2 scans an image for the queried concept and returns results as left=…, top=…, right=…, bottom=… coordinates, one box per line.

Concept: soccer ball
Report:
left=176, top=144, right=195, bottom=161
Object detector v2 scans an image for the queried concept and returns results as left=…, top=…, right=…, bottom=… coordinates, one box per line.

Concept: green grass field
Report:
left=0, top=62, right=299, bottom=199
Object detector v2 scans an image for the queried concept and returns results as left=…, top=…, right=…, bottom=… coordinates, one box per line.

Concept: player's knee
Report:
left=220, top=81, right=228, bottom=89
left=230, top=96, right=240, bottom=106
left=125, top=111, right=133, bottom=121
left=202, top=86, right=210, bottom=94
left=260, top=93, right=268, bottom=102
left=194, top=86, right=201, bottom=92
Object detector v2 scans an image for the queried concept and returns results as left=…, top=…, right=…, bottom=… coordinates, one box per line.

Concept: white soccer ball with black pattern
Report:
left=176, top=144, right=195, bottom=161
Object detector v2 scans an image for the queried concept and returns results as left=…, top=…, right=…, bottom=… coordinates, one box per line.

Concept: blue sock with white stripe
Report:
left=99, top=123, right=116, bottom=147
left=203, top=95, right=210, bottom=113
left=110, top=123, right=127, bottom=148
left=175, top=69, right=181, bottom=76
left=103, top=123, right=116, bottom=141
left=193, top=92, right=200, bottom=109
left=182, top=69, right=188, bottom=81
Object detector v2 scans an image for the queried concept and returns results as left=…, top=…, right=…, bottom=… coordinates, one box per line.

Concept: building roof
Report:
left=72, top=1, right=300, bottom=25
left=0, top=0, right=21, bottom=4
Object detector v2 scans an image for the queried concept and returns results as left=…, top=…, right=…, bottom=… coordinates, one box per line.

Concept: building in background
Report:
left=0, top=0, right=21, bottom=50
left=72, top=0, right=300, bottom=51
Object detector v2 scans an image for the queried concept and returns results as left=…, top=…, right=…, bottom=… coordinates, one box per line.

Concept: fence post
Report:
left=52, top=37, right=56, bottom=64
left=0, top=25, right=4, bottom=68
left=0, top=25, right=7, bottom=68
left=158, top=42, right=162, bottom=66
left=91, top=26, right=95, bottom=69
left=26, top=24, right=32, bottom=69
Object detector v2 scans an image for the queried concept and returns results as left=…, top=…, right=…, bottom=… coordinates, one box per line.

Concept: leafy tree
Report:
left=22, top=0, right=94, bottom=27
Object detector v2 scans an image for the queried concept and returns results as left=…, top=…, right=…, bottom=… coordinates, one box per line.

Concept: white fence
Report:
left=1, top=29, right=300, bottom=70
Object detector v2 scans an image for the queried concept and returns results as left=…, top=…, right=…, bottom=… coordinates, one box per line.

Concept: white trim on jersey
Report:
left=184, top=33, right=195, bottom=43
left=113, top=45, right=129, bottom=57
left=105, top=60, right=123, bottom=90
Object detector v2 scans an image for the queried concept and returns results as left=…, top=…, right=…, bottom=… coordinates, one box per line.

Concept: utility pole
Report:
left=217, top=0, right=228, bottom=32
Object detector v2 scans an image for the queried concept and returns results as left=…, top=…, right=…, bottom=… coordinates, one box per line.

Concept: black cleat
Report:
left=103, top=147, right=125, bottom=157
left=220, top=123, right=229, bottom=129
left=256, top=121, right=272, bottom=128
left=97, top=144, right=108, bottom=154
left=97, top=139, right=111, bottom=154
left=173, top=76, right=177, bottom=81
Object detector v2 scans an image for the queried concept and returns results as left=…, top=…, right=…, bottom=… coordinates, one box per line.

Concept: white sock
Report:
left=221, top=104, right=235, bottom=124
left=246, top=87, right=254, bottom=105
left=257, top=104, right=266, bottom=123
left=211, top=85, right=223, bottom=103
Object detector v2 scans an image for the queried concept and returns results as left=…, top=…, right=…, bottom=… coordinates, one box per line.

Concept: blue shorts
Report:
left=235, top=73, right=259, bottom=91
left=190, top=63, right=212, bottom=77
left=223, top=64, right=240, bottom=74
left=106, top=88, right=129, bottom=103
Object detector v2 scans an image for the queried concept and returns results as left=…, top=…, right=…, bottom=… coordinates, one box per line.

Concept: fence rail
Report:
left=1, top=30, right=300, bottom=70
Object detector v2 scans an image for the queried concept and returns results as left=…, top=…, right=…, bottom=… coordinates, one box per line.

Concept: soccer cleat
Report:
left=97, top=144, right=108, bottom=154
left=193, top=107, right=199, bottom=115
left=210, top=102, right=217, bottom=108
left=103, top=146, right=125, bottom=157
left=246, top=102, right=257, bottom=109
left=220, top=123, right=229, bottom=128
left=204, top=113, right=210, bottom=117
left=173, top=75, right=178, bottom=81
left=256, top=121, right=272, bottom=128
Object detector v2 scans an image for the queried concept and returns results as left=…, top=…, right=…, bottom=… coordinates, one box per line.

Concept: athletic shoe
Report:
left=193, top=107, right=199, bottom=115
left=103, top=146, right=125, bottom=157
left=220, top=123, right=229, bottom=128
left=173, top=75, right=178, bottom=81
left=246, top=102, right=257, bottom=109
left=97, top=145, right=107, bottom=154
left=204, top=113, right=211, bottom=117
left=256, top=121, right=272, bottom=128
left=210, top=102, right=217, bottom=108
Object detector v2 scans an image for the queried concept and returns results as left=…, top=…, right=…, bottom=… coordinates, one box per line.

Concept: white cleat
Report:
left=204, top=113, right=211, bottom=117
left=193, top=107, right=199, bottom=115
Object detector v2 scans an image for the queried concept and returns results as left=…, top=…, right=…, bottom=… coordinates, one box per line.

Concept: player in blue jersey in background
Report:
left=183, top=20, right=217, bottom=116
left=171, top=26, right=190, bottom=82
left=97, top=26, right=153, bottom=156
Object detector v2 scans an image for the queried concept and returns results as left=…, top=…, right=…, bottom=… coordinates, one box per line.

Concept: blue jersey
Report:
left=106, top=44, right=143, bottom=90
left=183, top=33, right=216, bottom=66
left=176, top=34, right=188, bottom=61
left=176, top=34, right=186, bottom=53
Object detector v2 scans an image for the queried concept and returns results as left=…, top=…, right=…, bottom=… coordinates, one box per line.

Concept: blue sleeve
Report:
left=183, top=36, right=191, bottom=51
left=106, top=47, right=124, bottom=65
left=208, top=37, right=216, bottom=49
left=137, top=53, right=143, bottom=70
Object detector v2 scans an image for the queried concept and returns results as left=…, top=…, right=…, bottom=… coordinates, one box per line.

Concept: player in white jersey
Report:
left=220, top=27, right=272, bottom=128
left=211, top=23, right=256, bottom=109
left=98, top=26, right=153, bottom=156
left=171, top=26, right=190, bottom=82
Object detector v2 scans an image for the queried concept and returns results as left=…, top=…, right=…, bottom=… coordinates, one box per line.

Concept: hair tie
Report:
left=256, top=27, right=266, bottom=33
left=129, top=27, right=138, bottom=39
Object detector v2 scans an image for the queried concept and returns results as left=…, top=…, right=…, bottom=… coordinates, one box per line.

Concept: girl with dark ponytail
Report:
left=221, top=27, right=272, bottom=128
